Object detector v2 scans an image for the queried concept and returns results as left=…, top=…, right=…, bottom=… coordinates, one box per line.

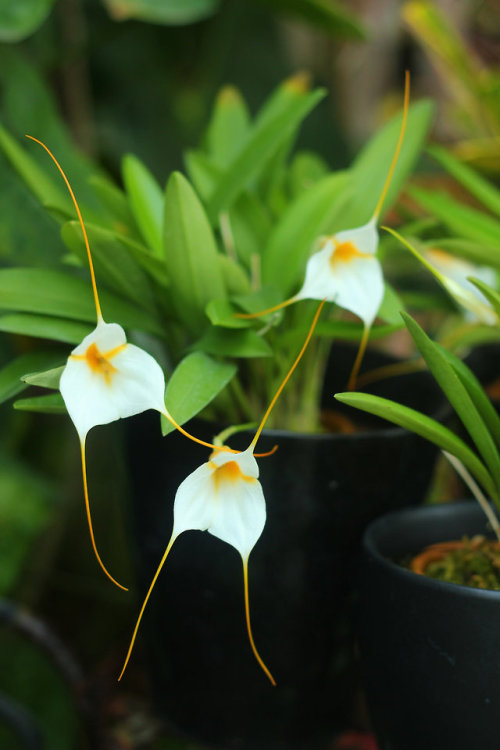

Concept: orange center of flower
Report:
left=329, top=240, right=370, bottom=269
left=210, top=460, right=256, bottom=490
left=71, top=342, right=127, bottom=385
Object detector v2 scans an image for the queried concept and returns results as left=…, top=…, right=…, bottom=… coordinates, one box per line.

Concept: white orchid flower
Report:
left=238, top=72, right=411, bottom=389
left=118, top=301, right=326, bottom=685
left=28, top=136, right=231, bottom=591
left=424, top=248, right=498, bottom=324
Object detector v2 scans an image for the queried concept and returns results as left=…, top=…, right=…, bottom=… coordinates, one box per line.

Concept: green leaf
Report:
left=192, top=328, right=272, bottom=357
left=216, top=255, right=251, bottom=296
left=410, top=186, right=500, bottom=246
left=0, top=313, right=92, bottom=344
left=61, top=221, right=159, bottom=312
left=402, top=312, right=500, bottom=487
left=469, top=278, right=500, bottom=317
left=122, top=154, right=164, bottom=256
left=288, top=150, right=330, bottom=197
left=205, top=299, right=252, bottom=328
left=335, top=391, right=497, bottom=501
left=0, top=351, right=63, bottom=405
left=315, top=319, right=400, bottom=341
left=206, top=86, right=251, bottom=168
left=342, top=100, right=435, bottom=227
left=163, top=172, right=225, bottom=333
left=0, top=268, right=165, bottom=336
left=256, top=0, right=365, bottom=39
left=22, top=365, right=64, bottom=389
left=103, top=0, right=220, bottom=24
left=0, top=124, right=69, bottom=214
left=428, top=144, right=500, bottom=219
left=206, top=78, right=326, bottom=221
left=88, top=174, right=141, bottom=239
left=262, top=171, right=351, bottom=294
left=0, top=0, right=55, bottom=42
left=13, top=392, right=66, bottom=414
left=437, top=345, right=500, bottom=453
left=161, top=352, right=236, bottom=435
left=227, top=192, right=272, bottom=269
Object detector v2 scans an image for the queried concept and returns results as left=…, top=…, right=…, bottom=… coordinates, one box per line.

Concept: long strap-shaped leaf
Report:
left=334, top=391, right=498, bottom=504
left=402, top=312, right=500, bottom=490
left=437, top=344, right=500, bottom=454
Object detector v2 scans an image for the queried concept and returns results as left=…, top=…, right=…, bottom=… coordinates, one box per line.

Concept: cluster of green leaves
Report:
left=336, top=312, right=500, bottom=509
left=0, top=0, right=365, bottom=41
left=0, top=73, right=433, bottom=431
left=403, top=0, right=500, bottom=172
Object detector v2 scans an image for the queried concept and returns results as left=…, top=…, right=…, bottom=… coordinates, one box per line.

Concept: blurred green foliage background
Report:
left=0, top=0, right=499, bottom=747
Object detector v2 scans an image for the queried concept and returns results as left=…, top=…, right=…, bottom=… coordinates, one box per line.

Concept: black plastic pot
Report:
left=125, top=344, right=444, bottom=750
left=359, top=501, right=500, bottom=750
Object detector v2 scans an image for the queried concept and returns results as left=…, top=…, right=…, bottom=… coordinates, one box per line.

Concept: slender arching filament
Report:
left=80, top=440, right=128, bottom=591
left=242, top=559, right=276, bottom=685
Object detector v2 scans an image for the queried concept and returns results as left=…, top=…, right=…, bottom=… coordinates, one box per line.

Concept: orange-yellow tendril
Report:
left=26, top=135, right=102, bottom=321
left=347, top=325, right=370, bottom=391
left=371, top=70, right=411, bottom=220
left=243, top=560, right=276, bottom=685
left=118, top=535, right=176, bottom=681
left=250, top=299, right=325, bottom=452
left=234, top=297, right=296, bottom=320
left=80, top=442, right=128, bottom=591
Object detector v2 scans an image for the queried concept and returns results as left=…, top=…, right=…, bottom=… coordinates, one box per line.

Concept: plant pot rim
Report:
left=363, top=500, right=500, bottom=601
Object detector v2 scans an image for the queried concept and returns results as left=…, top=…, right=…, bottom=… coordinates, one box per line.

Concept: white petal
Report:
left=59, top=321, right=166, bottom=439
left=329, top=254, right=384, bottom=327
left=297, top=232, right=384, bottom=326
left=426, top=249, right=498, bottom=324
left=171, top=448, right=265, bottom=559
left=172, top=462, right=217, bottom=536
left=334, top=218, right=378, bottom=255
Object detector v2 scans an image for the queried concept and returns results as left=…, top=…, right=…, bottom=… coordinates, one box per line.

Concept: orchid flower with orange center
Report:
left=118, top=300, right=326, bottom=686
left=238, top=71, right=411, bottom=390
left=27, top=136, right=241, bottom=592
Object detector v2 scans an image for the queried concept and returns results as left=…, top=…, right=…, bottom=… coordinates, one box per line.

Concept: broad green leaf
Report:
left=262, top=171, right=351, bottom=294
left=122, top=154, right=164, bottom=256
left=410, top=186, right=500, bottom=246
left=426, top=238, right=500, bottom=270
left=437, top=345, right=500, bottom=453
left=227, top=192, right=272, bottom=269
left=0, top=124, right=69, bottom=214
left=402, top=312, right=500, bottom=485
left=0, top=268, right=165, bottom=336
left=215, top=256, right=251, bottom=296
left=428, top=144, right=500, bottom=219
left=206, top=299, right=252, bottom=328
left=335, top=391, right=498, bottom=502
left=14, top=392, right=65, bottom=414
left=342, top=100, right=434, bottom=227
left=103, top=0, right=219, bottom=24
left=206, top=80, right=326, bottom=221
left=206, top=86, right=251, bottom=168
left=88, top=174, right=141, bottom=239
left=0, top=313, right=92, bottom=344
left=0, top=0, right=55, bottom=42
left=257, top=0, right=365, bottom=39
left=61, top=221, right=159, bottom=312
left=0, top=351, right=63, bottom=405
left=184, top=150, right=222, bottom=201
left=23, top=365, right=64, bottom=389
left=192, top=328, right=273, bottom=358
left=288, top=150, right=330, bottom=197
left=163, top=172, right=225, bottom=333
left=161, top=352, right=236, bottom=435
